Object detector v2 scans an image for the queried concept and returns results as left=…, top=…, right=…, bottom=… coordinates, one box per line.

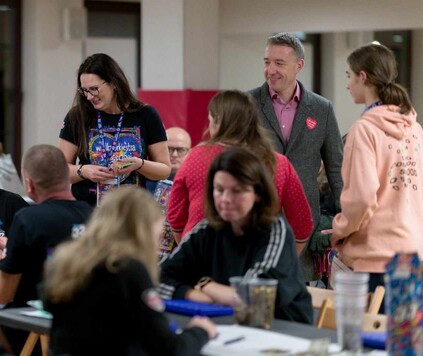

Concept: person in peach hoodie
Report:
left=331, top=43, right=423, bottom=294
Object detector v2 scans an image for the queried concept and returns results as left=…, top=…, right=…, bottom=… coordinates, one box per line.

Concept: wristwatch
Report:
left=77, top=164, right=85, bottom=179
left=196, top=276, right=214, bottom=290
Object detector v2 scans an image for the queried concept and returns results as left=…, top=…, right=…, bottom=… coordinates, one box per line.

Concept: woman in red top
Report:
left=167, top=90, right=312, bottom=255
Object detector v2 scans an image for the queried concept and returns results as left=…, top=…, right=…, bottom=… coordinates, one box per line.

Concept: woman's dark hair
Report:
left=69, top=53, right=144, bottom=157
left=347, top=43, right=412, bottom=115
left=205, top=147, right=278, bottom=231
left=207, top=90, right=276, bottom=176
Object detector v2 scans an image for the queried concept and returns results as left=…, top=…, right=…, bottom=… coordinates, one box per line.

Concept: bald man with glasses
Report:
left=166, top=127, right=192, bottom=180
left=146, top=127, right=191, bottom=192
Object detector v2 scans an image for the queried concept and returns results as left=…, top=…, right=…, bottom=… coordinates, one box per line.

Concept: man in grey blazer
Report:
left=250, top=32, right=343, bottom=282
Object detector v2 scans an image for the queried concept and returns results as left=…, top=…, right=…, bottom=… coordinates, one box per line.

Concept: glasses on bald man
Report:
left=168, top=147, right=189, bottom=156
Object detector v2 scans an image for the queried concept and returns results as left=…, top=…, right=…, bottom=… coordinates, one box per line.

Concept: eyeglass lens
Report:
left=78, top=81, right=105, bottom=97
left=78, top=87, right=99, bottom=97
left=168, top=147, right=188, bottom=155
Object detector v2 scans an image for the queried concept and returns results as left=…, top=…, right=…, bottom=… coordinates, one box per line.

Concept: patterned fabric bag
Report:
left=309, top=214, right=333, bottom=282
left=152, top=180, right=176, bottom=259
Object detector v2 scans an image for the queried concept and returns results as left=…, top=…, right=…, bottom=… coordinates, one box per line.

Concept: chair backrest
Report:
left=316, top=298, right=387, bottom=332
left=315, top=298, right=336, bottom=329
left=306, top=286, right=335, bottom=309
left=307, top=285, right=385, bottom=315
left=367, top=285, right=385, bottom=315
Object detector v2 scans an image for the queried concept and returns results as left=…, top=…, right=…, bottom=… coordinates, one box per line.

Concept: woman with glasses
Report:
left=59, top=53, right=170, bottom=205
left=167, top=90, right=313, bottom=255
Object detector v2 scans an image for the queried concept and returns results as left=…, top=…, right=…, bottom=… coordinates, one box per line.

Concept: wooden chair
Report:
left=316, top=298, right=387, bottom=332
left=367, top=286, right=385, bottom=315
left=307, top=285, right=385, bottom=315
left=20, top=332, right=50, bottom=356
left=0, top=329, right=14, bottom=354
left=315, top=298, right=336, bottom=329
left=306, top=286, right=336, bottom=309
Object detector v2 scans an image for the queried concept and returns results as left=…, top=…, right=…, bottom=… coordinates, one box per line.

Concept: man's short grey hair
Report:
left=266, top=32, right=305, bottom=60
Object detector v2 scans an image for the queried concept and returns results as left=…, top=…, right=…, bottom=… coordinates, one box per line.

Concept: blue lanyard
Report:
left=363, top=101, right=382, bottom=113
left=96, top=111, right=124, bottom=167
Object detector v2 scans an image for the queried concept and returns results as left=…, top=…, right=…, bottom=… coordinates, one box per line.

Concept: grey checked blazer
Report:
left=250, top=82, right=343, bottom=280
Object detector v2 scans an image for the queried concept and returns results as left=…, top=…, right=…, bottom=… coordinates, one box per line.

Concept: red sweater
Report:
left=167, top=144, right=313, bottom=242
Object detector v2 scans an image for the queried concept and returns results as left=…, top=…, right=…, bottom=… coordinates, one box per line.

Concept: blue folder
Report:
left=361, top=332, right=386, bottom=350
left=164, top=299, right=234, bottom=317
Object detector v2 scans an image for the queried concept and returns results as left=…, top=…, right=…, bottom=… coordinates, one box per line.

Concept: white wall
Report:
left=85, top=38, right=137, bottom=92
left=22, top=0, right=84, bottom=154
left=220, top=0, right=423, bottom=34
left=21, top=0, right=423, bottom=153
left=141, top=0, right=219, bottom=89
left=219, top=34, right=264, bottom=91
left=141, top=0, right=184, bottom=89
left=183, top=0, right=219, bottom=89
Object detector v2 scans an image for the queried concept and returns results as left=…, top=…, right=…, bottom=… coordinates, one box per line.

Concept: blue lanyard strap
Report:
left=363, top=100, right=382, bottom=113
left=96, top=111, right=124, bottom=166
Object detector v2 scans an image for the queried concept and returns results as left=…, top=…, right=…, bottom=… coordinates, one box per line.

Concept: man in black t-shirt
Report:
left=0, top=145, right=93, bottom=354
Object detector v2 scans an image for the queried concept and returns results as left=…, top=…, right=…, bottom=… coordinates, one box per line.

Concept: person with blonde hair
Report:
left=44, top=187, right=216, bottom=356
left=332, top=43, right=423, bottom=296
left=167, top=90, right=312, bottom=254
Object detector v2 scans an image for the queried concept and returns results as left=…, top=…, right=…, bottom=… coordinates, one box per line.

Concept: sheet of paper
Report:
left=201, top=324, right=341, bottom=356
left=20, top=310, right=53, bottom=320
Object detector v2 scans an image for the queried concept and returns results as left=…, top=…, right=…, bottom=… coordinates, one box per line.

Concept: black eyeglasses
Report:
left=78, top=81, right=106, bottom=97
left=168, top=147, right=189, bottom=156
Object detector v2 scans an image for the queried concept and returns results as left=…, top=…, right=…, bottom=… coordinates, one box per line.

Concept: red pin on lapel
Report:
left=306, top=117, right=317, bottom=130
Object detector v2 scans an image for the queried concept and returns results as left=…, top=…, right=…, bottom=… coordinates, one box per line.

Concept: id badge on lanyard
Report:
left=96, top=111, right=124, bottom=206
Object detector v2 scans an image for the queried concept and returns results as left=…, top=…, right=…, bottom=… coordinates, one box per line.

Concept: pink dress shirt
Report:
left=269, top=82, right=301, bottom=144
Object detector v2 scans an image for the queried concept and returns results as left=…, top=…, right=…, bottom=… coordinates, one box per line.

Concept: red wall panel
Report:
left=138, top=89, right=219, bottom=146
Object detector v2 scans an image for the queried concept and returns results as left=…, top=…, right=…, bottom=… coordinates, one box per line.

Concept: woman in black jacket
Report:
left=160, top=147, right=313, bottom=324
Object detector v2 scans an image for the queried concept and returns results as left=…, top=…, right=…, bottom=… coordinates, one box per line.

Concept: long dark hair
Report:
left=347, top=43, right=412, bottom=115
left=69, top=53, right=144, bottom=157
left=207, top=90, right=276, bottom=176
left=205, top=147, right=278, bottom=232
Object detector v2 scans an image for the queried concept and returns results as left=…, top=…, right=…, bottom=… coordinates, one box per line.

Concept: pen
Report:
left=169, top=321, right=182, bottom=334
left=223, top=336, right=245, bottom=345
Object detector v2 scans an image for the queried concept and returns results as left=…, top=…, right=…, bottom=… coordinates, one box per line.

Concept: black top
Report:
left=45, top=259, right=209, bottom=356
left=159, top=216, right=313, bottom=324
left=0, top=199, right=93, bottom=307
left=0, top=189, right=28, bottom=235
left=60, top=105, right=167, bottom=205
